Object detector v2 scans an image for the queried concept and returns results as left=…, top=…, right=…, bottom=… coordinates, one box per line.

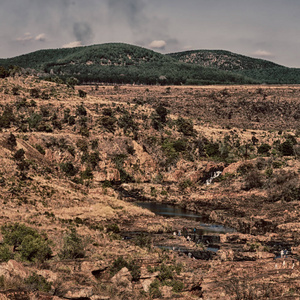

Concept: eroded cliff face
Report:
left=0, top=76, right=299, bottom=299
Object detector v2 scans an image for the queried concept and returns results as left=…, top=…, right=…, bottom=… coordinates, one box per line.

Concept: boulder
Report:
left=216, top=249, right=234, bottom=261
left=111, top=267, right=132, bottom=292
left=0, top=260, right=29, bottom=280
left=141, top=278, right=156, bottom=293
left=64, top=286, right=93, bottom=299
left=159, top=285, right=173, bottom=298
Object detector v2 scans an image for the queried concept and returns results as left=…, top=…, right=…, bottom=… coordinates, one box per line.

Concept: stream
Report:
left=133, top=202, right=291, bottom=260
left=135, top=201, right=235, bottom=234
left=133, top=202, right=236, bottom=259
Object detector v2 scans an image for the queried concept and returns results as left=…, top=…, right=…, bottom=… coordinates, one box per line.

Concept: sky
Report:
left=1, top=0, right=300, bottom=67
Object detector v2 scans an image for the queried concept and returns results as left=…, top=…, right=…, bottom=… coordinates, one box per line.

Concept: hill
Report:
left=168, top=49, right=300, bottom=84
left=0, top=43, right=258, bottom=85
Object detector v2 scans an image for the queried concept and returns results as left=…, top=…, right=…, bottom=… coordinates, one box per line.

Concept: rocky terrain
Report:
left=0, top=74, right=299, bottom=299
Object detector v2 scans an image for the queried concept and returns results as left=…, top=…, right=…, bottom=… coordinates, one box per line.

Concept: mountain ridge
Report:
left=1, top=42, right=299, bottom=84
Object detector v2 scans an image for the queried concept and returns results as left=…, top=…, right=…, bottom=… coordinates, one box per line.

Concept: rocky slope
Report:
left=0, top=75, right=299, bottom=299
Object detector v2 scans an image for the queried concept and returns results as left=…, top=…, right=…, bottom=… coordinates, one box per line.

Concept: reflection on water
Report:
left=136, top=201, right=235, bottom=234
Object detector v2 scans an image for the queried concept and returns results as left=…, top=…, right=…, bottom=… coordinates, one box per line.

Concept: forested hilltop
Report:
left=1, top=43, right=300, bottom=84
left=168, top=49, right=300, bottom=84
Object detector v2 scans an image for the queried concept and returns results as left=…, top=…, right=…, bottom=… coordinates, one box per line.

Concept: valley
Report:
left=0, top=75, right=299, bottom=299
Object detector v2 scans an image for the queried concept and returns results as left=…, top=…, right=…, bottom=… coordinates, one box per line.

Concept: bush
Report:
left=81, top=167, right=93, bottom=180
left=106, top=223, right=120, bottom=234
left=173, top=139, right=187, bottom=152
left=78, top=90, right=87, bottom=98
left=59, top=227, right=85, bottom=259
left=1, top=223, right=52, bottom=262
left=176, top=118, right=195, bottom=136
left=257, top=143, right=271, bottom=155
left=0, top=245, right=13, bottom=262
left=35, top=144, right=45, bottom=155
left=100, top=116, right=117, bottom=133
left=24, top=273, right=51, bottom=292
left=279, top=140, right=294, bottom=156
left=76, top=103, right=87, bottom=116
left=1, top=223, right=39, bottom=248
left=60, top=162, right=77, bottom=177
left=110, top=256, right=141, bottom=281
left=155, top=105, right=168, bottom=123
left=205, top=142, right=220, bottom=157
left=7, top=133, right=17, bottom=149
left=134, top=233, right=152, bottom=249
left=243, top=170, right=264, bottom=190
left=30, top=88, right=40, bottom=98
left=20, top=235, right=52, bottom=262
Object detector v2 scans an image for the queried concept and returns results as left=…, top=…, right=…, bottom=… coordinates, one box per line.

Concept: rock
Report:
left=91, top=296, right=110, bottom=300
left=140, top=267, right=159, bottom=279
left=64, top=286, right=93, bottom=299
left=141, top=278, right=156, bottom=292
left=216, top=249, right=234, bottom=261
left=0, top=260, right=29, bottom=280
left=37, top=270, right=58, bottom=283
left=7, top=260, right=29, bottom=279
left=159, top=285, right=173, bottom=298
left=111, top=267, right=132, bottom=292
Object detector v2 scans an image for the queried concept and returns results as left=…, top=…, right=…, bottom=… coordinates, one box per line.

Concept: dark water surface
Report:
left=136, top=201, right=235, bottom=234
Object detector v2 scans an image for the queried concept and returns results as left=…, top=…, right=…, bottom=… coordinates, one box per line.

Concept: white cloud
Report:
left=62, top=41, right=83, bottom=48
left=35, top=33, right=46, bottom=42
left=148, top=40, right=167, bottom=49
left=252, top=50, right=274, bottom=58
left=16, top=32, right=33, bottom=42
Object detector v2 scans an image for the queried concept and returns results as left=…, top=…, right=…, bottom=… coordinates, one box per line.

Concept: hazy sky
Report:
left=1, top=0, right=299, bottom=67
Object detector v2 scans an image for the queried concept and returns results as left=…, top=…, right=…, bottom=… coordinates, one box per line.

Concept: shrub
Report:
left=1, top=223, right=52, bottom=262
left=0, top=245, right=13, bottom=262
left=100, top=116, right=117, bottom=133
left=169, top=280, right=184, bottom=292
left=155, top=105, right=168, bottom=123
left=279, top=140, right=294, bottom=156
left=81, top=167, right=93, bottom=180
left=1, top=223, right=39, bottom=248
left=35, top=144, right=45, bottom=155
left=30, top=88, right=40, bottom=98
left=176, top=118, right=195, bottom=136
left=173, top=139, right=187, bottom=152
left=257, top=143, right=271, bottom=155
left=60, top=162, right=77, bottom=177
left=20, top=235, right=52, bottom=262
left=179, top=179, right=193, bottom=190
left=118, top=113, right=138, bottom=134
left=106, top=223, right=120, bottom=234
left=7, top=133, right=17, bottom=149
left=110, top=257, right=141, bottom=281
left=110, top=256, right=128, bottom=276
left=59, top=227, right=85, bottom=259
left=78, top=90, right=87, bottom=98
left=237, top=162, right=254, bottom=175
left=27, top=113, right=42, bottom=130
left=24, top=273, right=51, bottom=292
left=205, top=142, right=220, bottom=157
left=76, top=103, right=87, bottom=116
left=243, top=170, right=264, bottom=190
left=0, top=106, right=15, bottom=128
left=76, top=139, right=88, bottom=152
left=149, top=279, right=162, bottom=298
left=134, top=233, right=152, bottom=249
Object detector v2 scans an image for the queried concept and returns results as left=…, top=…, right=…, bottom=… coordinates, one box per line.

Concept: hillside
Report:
left=0, top=43, right=258, bottom=85
left=168, top=49, right=283, bottom=70
left=0, top=74, right=299, bottom=298
left=168, top=49, right=300, bottom=84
